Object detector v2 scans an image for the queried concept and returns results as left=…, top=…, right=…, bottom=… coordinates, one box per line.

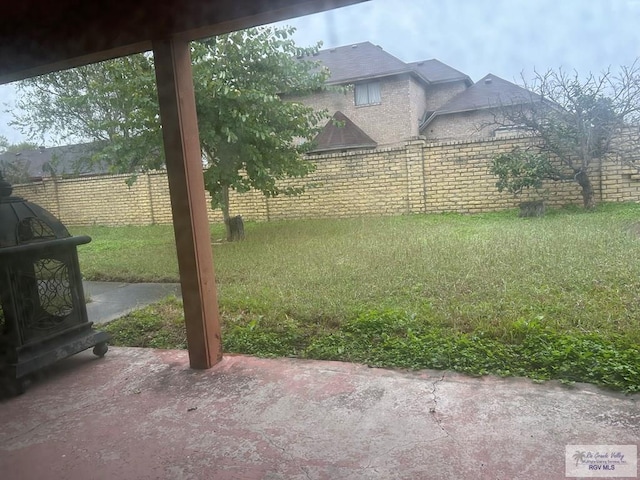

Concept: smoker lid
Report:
left=0, top=174, right=71, bottom=249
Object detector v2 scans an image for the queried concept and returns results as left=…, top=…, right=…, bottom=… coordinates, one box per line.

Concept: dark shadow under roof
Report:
left=310, top=111, right=377, bottom=153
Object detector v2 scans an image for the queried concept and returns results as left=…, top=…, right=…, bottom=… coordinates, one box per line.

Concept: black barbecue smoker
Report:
left=0, top=173, right=109, bottom=394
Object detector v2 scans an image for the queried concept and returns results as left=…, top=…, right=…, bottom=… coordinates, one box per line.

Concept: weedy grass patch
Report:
left=83, top=203, right=640, bottom=392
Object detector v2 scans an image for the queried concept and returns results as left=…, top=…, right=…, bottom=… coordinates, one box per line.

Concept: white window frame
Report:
left=354, top=82, right=381, bottom=106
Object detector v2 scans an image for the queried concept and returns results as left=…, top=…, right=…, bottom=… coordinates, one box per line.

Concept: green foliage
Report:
left=100, top=296, right=187, bottom=349
left=0, top=140, right=40, bottom=153
left=490, top=147, right=555, bottom=196
left=13, top=26, right=329, bottom=236
left=13, top=55, right=162, bottom=174
left=0, top=157, right=32, bottom=184
left=192, top=27, right=329, bottom=230
left=538, top=80, right=621, bottom=163
left=223, top=316, right=308, bottom=357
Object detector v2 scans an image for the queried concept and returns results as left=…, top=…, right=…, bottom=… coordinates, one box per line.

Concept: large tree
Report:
left=192, top=28, right=329, bottom=239
left=13, top=55, right=162, bottom=174
left=12, top=26, right=328, bottom=239
left=490, top=64, right=640, bottom=209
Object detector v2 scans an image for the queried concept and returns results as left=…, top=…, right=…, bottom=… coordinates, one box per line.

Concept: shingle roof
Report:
left=420, top=74, right=543, bottom=131
left=309, top=42, right=470, bottom=87
left=437, top=74, right=540, bottom=114
left=310, top=111, right=377, bottom=153
left=310, top=42, right=410, bottom=85
left=0, top=142, right=108, bottom=180
left=408, top=59, right=471, bottom=85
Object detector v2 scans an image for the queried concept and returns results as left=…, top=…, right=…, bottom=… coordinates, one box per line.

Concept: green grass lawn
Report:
left=74, top=203, right=640, bottom=392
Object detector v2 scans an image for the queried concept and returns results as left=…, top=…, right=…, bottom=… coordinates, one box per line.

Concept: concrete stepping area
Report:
left=1, top=347, right=638, bottom=479
left=83, top=281, right=181, bottom=324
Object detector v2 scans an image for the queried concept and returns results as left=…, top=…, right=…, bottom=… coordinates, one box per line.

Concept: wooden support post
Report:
left=153, top=38, right=222, bottom=369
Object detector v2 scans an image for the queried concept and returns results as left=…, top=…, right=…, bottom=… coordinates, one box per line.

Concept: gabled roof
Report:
left=0, top=142, right=108, bottom=180
left=408, top=59, right=472, bottom=86
left=310, top=42, right=410, bottom=85
left=420, top=73, right=543, bottom=131
left=310, top=111, right=377, bottom=153
left=309, top=42, right=470, bottom=88
left=435, top=74, right=540, bottom=114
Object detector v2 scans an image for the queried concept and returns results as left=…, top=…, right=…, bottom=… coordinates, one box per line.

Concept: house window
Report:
left=355, top=82, right=381, bottom=106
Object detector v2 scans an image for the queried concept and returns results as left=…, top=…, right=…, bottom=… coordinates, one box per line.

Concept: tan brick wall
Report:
left=264, top=145, right=412, bottom=219
left=146, top=173, right=173, bottom=224
left=422, top=137, right=584, bottom=213
left=11, top=136, right=638, bottom=227
left=14, top=173, right=161, bottom=226
left=598, top=130, right=640, bottom=203
left=12, top=181, right=60, bottom=218
left=601, top=162, right=640, bottom=203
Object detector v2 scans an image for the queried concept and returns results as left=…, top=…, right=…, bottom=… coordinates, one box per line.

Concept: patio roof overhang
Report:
left=0, top=0, right=365, bottom=84
left=0, top=0, right=368, bottom=370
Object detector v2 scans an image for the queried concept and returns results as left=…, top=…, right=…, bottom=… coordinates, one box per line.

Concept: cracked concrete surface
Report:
left=428, top=373, right=459, bottom=446
left=0, top=347, right=638, bottom=479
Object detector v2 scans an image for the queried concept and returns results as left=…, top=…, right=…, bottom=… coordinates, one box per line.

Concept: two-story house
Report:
left=296, top=41, right=471, bottom=152
left=297, top=42, right=538, bottom=151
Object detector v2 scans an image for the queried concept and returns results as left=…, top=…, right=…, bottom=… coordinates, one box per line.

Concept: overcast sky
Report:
left=2, top=0, right=639, bottom=145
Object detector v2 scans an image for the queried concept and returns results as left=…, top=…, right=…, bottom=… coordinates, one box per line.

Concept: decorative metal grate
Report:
left=32, top=258, right=73, bottom=326
left=16, top=217, right=56, bottom=244
left=14, top=257, right=75, bottom=342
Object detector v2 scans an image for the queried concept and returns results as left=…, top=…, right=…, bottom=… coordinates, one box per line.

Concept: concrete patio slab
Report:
left=0, top=347, right=638, bottom=479
left=83, top=281, right=181, bottom=324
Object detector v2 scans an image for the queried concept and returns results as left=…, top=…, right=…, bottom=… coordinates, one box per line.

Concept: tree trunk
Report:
left=227, top=215, right=245, bottom=242
left=220, top=184, right=232, bottom=241
left=575, top=170, right=596, bottom=210
left=220, top=185, right=244, bottom=241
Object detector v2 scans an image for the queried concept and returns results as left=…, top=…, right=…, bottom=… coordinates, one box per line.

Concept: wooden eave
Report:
left=0, top=0, right=366, bottom=84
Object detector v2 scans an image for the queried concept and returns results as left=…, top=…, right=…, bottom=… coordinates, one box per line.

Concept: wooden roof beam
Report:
left=0, top=0, right=366, bottom=84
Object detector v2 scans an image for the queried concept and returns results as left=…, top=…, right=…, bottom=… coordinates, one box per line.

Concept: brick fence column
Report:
left=405, top=136, right=427, bottom=214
